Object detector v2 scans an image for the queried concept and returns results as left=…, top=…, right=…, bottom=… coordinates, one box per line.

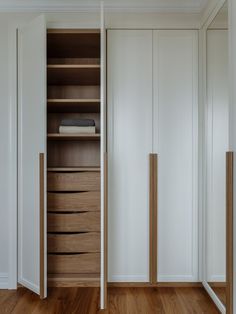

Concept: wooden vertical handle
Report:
left=39, top=153, right=45, bottom=299
left=149, top=153, right=158, bottom=284
left=103, top=152, right=108, bottom=308
left=226, top=152, right=233, bottom=314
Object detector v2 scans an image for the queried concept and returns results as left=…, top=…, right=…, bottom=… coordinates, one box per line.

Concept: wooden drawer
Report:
left=48, top=253, right=100, bottom=274
left=48, top=212, right=100, bottom=232
left=47, top=171, right=100, bottom=191
left=47, top=191, right=100, bottom=212
left=47, top=233, right=100, bottom=253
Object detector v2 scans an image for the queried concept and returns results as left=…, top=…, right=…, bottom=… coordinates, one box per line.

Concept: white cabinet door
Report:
left=206, top=30, right=229, bottom=283
left=107, top=30, right=152, bottom=282
left=153, top=30, right=198, bottom=282
left=18, top=15, right=47, bottom=297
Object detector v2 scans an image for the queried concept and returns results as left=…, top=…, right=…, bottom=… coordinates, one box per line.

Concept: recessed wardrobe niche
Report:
left=46, top=30, right=101, bottom=285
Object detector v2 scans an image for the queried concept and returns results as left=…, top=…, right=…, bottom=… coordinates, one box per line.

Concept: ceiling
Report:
left=0, top=0, right=210, bottom=13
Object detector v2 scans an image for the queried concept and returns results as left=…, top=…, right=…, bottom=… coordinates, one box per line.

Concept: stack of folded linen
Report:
left=59, top=119, right=96, bottom=134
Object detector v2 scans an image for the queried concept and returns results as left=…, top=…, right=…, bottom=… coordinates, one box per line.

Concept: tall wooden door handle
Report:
left=39, top=153, right=45, bottom=299
left=226, top=151, right=233, bottom=314
left=149, top=153, right=158, bottom=284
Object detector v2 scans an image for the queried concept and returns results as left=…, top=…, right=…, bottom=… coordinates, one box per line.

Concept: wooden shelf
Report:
left=47, top=133, right=100, bottom=141
left=47, top=64, right=100, bottom=69
left=47, top=65, right=100, bottom=85
left=47, top=167, right=100, bottom=172
left=46, top=29, right=101, bottom=284
left=48, top=99, right=100, bottom=102
left=48, top=29, right=100, bottom=34
left=47, top=99, right=100, bottom=113
left=47, top=58, right=100, bottom=65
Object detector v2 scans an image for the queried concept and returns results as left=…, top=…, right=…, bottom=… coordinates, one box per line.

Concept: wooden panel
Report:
left=47, top=273, right=100, bottom=287
left=47, top=112, right=100, bottom=133
left=47, top=29, right=100, bottom=34
left=47, top=86, right=100, bottom=99
left=47, top=141, right=100, bottom=168
left=104, top=153, right=108, bottom=307
left=226, top=152, right=233, bottom=314
left=47, top=66, right=100, bottom=86
left=47, top=171, right=100, bottom=191
left=48, top=253, right=100, bottom=274
left=47, top=133, right=100, bottom=141
left=47, top=212, right=100, bottom=232
left=47, top=167, right=100, bottom=172
left=149, top=154, right=154, bottom=283
left=48, top=64, right=100, bottom=69
left=149, top=154, right=158, bottom=284
left=47, top=233, right=100, bottom=253
left=47, top=191, right=100, bottom=212
left=153, top=155, right=158, bottom=282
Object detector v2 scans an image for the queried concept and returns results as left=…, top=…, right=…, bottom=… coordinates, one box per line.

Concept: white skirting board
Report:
left=0, top=273, right=8, bottom=289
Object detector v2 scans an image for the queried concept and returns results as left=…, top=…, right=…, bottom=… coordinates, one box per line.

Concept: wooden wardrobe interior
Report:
left=47, top=29, right=101, bottom=287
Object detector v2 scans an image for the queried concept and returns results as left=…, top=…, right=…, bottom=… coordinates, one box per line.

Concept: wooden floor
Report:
left=0, top=287, right=219, bottom=313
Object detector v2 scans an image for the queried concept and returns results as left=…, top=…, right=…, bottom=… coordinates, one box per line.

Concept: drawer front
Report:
left=47, top=233, right=100, bottom=253
left=48, top=253, right=100, bottom=274
left=48, top=212, right=100, bottom=232
left=47, top=172, right=100, bottom=191
left=47, top=191, right=100, bottom=212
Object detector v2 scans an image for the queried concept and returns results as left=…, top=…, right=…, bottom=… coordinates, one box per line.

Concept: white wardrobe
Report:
left=107, top=30, right=198, bottom=283
left=15, top=17, right=199, bottom=308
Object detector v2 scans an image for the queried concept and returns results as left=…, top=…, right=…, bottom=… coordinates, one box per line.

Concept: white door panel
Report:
left=18, top=15, right=47, bottom=296
left=107, top=30, right=152, bottom=282
left=153, top=30, right=198, bottom=281
left=206, top=30, right=228, bottom=283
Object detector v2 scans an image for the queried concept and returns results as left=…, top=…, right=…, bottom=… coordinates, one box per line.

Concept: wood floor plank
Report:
left=144, top=288, right=165, bottom=314
left=160, top=287, right=189, bottom=314
left=175, top=287, right=218, bottom=314
left=0, top=288, right=27, bottom=313
left=195, top=288, right=217, bottom=313
left=11, top=290, right=40, bottom=314
left=0, top=287, right=220, bottom=314
left=108, top=288, right=128, bottom=314
left=127, top=287, right=151, bottom=314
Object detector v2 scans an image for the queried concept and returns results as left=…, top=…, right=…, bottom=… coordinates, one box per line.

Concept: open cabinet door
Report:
left=18, top=15, right=47, bottom=298
left=100, top=2, right=107, bottom=310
